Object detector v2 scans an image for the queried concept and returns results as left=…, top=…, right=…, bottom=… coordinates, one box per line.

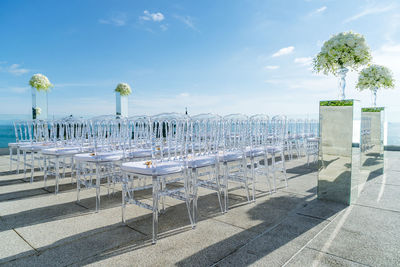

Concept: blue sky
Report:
left=0, top=0, right=399, bottom=121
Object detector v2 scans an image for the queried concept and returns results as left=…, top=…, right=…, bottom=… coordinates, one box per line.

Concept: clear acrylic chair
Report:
left=247, top=114, right=273, bottom=198
left=10, top=121, right=34, bottom=174
left=187, top=113, right=224, bottom=225
left=267, top=115, right=288, bottom=191
left=42, top=119, right=86, bottom=193
left=75, top=118, right=126, bottom=212
left=121, top=113, right=195, bottom=244
left=220, top=114, right=252, bottom=212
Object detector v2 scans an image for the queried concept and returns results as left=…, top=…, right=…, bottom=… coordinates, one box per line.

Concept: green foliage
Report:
left=320, top=100, right=354, bottom=106
left=362, top=107, right=384, bottom=112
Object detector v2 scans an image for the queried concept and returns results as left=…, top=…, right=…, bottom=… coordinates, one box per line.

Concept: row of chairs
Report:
left=8, top=114, right=319, bottom=244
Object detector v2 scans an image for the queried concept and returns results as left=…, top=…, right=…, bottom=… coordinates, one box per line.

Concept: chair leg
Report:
left=9, top=147, right=12, bottom=172
left=55, top=157, right=60, bottom=194
left=71, top=157, right=74, bottom=184
left=152, top=175, right=159, bottom=244
left=264, top=154, right=272, bottom=194
left=281, top=151, right=288, bottom=188
left=44, top=156, right=47, bottom=188
left=30, top=151, right=34, bottom=183
left=214, top=164, right=224, bottom=214
left=95, top=164, right=100, bottom=213
left=23, top=151, right=27, bottom=180
left=16, top=148, right=20, bottom=174
left=223, top=162, right=229, bottom=213
left=250, top=157, right=256, bottom=202
left=271, top=153, right=277, bottom=192
left=122, top=175, right=127, bottom=224
left=192, top=168, right=199, bottom=227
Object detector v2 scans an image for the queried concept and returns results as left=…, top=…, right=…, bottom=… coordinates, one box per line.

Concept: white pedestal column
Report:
left=360, top=107, right=385, bottom=176
left=318, top=99, right=361, bottom=205
left=31, top=88, right=48, bottom=120
left=116, top=93, right=128, bottom=117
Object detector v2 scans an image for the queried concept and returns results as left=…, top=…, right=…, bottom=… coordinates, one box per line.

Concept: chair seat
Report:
left=121, top=160, right=184, bottom=176
left=187, top=155, right=217, bottom=168
left=42, top=147, right=81, bottom=156
left=266, top=146, right=281, bottom=153
left=245, top=147, right=265, bottom=157
left=20, top=143, right=53, bottom=152
left=74, top=151, right=124, bottom=162
left=128, top=148, right=152, bottom=158
left=219, top=151, right=244, bottom=162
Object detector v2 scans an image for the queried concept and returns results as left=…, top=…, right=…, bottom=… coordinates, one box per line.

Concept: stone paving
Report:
left=0, top=152, right=399, bottom=266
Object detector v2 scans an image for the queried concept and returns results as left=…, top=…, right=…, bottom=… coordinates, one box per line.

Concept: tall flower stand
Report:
left=318, top=100, right=361, bottom=205
left=116, top=92, right=128, bottom=117
left=360, top=107, right=385, bottom=177
left=31, top=88, right=48, bottom=120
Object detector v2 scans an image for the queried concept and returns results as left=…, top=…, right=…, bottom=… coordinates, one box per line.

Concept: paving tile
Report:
left=0, top=229, right=35, bottom=264
left=5, top=226, right=144, bottom=267
left=279, top=172, right=317, bottom=196
left=308, top=205, right=400, bottom=266
left=286, top=247, right=366, bottom=267
left=0, top=180, right=49, bottom=202
left=296, top=199, right=347, bottom=221
left=14, top=204, right=150, bottom=250
left=80, top=219, right=257, bottom=267
left=356, top=181, right=400, bottom=212
left=210, top=191, right=311, bottom=234
left=216, top=214, right=329, bottom=267
left=373, top=170, right=400, bottom=186
left=0, top=190, right=89, bottom=231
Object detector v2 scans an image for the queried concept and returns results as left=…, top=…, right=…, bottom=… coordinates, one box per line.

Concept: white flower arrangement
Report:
left=35, top=107, right=42, bottom=116
left=356, top=64, right=395, bottom=91
left=29, top=74, right=53, bottom=91
left=313, top=31, right=371, bottom=75
left=115, top=83, right=132, bottom=96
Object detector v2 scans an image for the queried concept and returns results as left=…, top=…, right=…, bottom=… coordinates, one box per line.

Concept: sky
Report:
left=0, top=0, right=399, bottom=121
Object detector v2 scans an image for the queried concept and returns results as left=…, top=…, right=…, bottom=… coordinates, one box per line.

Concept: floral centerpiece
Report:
left=29, top=74, right=53, bottom=91
left=356, top=64, right=395, bottom=106
left=115, top=83, right=131, bottom=117
left=313, top=31, right=371, bottom=99
left=115, top=83, right=132, bottom=96
left=35, top=107, right=41, bottom=116
left=29, top=74, right=52, bottom=119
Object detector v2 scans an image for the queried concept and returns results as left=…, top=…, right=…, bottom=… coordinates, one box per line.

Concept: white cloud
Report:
left=308, top=6, right=327, bottom=16
left=140, top=10, right=164, bottom=22
left=271, top=46, right=294, bottom=57
left=344, top=4, right=395, bottom=23
left=380, top=43, right=400, bottom=53
left=264, top=65, right=280, bottom=70
left=99, top=13, right=128, bottom=26
left=178, top=92, right=190, bottom=97
left=294, top=57, right=313, bottom=66
left=3, top=64, right=30, bottom=76
left=160, top=24, right=168, bottom=31
left=174, top=15, right=197, bottom=31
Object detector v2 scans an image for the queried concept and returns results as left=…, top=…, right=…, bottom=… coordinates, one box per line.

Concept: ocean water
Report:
left=0, top=116, right=399, bottom=148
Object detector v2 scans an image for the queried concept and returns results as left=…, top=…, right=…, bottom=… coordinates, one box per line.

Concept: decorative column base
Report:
left=318, top=99, right=361, bottom=205
left=360, top=107, right=385, bottom=177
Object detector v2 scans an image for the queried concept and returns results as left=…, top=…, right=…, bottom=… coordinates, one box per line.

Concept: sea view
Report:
left=1, top=114, right=399, bottom=148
